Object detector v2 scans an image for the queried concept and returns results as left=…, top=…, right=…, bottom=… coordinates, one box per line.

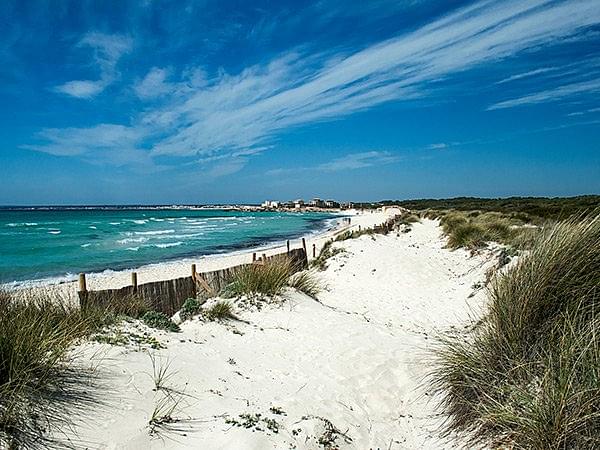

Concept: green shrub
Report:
left=179, top=298, right=201, bottom=321
left=204, top=301, right=236, bottom=321
left=431, top=214, right=600, bottom=449
left=142, top=311, right=180, bottom=332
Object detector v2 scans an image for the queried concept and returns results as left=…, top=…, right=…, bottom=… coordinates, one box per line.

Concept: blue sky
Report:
left=1, top=0, right=599, bottom=205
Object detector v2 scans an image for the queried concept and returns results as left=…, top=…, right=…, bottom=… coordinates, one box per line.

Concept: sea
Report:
left=0, top=207, right=339, bottom=285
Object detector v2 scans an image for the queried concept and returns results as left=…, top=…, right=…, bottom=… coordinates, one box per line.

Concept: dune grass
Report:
left=204, top=300, right=236, bottom=321
left=0, top=289, right=164, bottom=447
left=0, top=291, right=100, bottom=448
left=439, top=210, right=538, bottom=250
left=223, top=257, right=321, bottom=299
left=431, top=213, right=600, bottom=449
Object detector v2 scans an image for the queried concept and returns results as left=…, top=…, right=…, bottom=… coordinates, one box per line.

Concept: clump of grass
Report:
left=142, top=311, right=180, bottom=332
left=204, top=301, right=236, bottom=321
left=179, top=297, right=202, bottom=321
left=431, top=213, right=600, bottom=449
left=0, top=290, right=99, bottom=448
left=223, top=258, right=293, bottom=297
left=440, top=210, right=540, bottom=250
left=288, top=270, right=322, bottom=298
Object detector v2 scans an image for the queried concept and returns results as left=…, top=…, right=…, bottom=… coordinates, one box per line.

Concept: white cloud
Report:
left=54, top=32, right=132, bottom=99
left=316, top=151, right=400, bottom=172
left=268, top=151, right=400, bottom=176
left=488, top=78, right=600, bottom=110
left=134, top=67, right=173, bottom=99
left=495, top=67, right=557, bottom=85
left=33, top=0, right=600, bottom=172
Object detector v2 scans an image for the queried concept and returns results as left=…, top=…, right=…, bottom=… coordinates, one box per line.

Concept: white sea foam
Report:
left=126, top=247, right=140, bottom=251
left=109, top=222, right=121, bottom=225
left=117, top=237, right=148, bottom=244
left=155, top=242, right=183, bottom=248
left=89, top=225, right=97, bottom=229
left=134, top=229, right=175, bottom=236
left=81, top=243, right=91, bottom=248
left=133, top=219, right=148, bottom=225
left=48, top=230, right=61, bottom=235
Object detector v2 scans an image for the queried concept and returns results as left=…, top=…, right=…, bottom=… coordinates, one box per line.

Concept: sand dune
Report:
left=55, top=219, right=497, bottom=449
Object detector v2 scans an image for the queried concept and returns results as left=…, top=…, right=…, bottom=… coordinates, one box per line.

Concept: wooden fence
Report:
left=78, top=242, right=309, bottom=316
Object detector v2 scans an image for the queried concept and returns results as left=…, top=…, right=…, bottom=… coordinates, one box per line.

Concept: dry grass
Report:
left=431, top=213, right=600, bottom=449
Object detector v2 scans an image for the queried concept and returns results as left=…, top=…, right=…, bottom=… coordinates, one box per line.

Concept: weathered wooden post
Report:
left=131, top=272, right=138, bottom=293
left=359, top=225, right=361, bottom=232
left=263, top=253, right=267, bottom=262
left=286, top=240, right=290, bottom=254
left=302, top=237, right=307, bottom=254
left=191, top=264, right=197, bottom=296
left=78, top=273, right=87, bottom=293
left=312, top=243, right=316, bottom=258
left=252, top=252, right=257, bottom=262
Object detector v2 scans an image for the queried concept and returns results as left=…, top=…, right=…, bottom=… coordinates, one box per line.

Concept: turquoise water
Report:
left=0, top=208, right=337, bottom=284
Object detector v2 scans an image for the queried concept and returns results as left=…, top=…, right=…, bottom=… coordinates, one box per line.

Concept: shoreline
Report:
left=10, top=208, right=393, bottom=303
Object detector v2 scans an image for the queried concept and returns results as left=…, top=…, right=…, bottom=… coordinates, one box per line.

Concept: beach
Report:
left=14, top=209, right=390, bottom=304
left=50, top=216, right=499, bottom=449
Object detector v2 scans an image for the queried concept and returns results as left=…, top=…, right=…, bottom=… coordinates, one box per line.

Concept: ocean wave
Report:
left=155, top=242, right=183, bottom=248
left=81, top=243, right=91, bottom=248
left=134, top=229, right=175, bottom=236
left=89, top=225, right=97, bottom=229
left=117, top=237, right=148, bottom=244
left=48, top=230, right=61, bottom=235
left=132, top=219, right=148, bottom=225
left=150, top=218, right=165, bottom=222
left=109, top=222, right=121, bottom=225
left=126, top=247, right=140, bottom=251
left=6, top=222, right=38, bottom=227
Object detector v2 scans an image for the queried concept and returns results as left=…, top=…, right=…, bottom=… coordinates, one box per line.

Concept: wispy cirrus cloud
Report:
left=31, top=0, right=600, bottom=174
left=488, top=78, right=600, bottom=110
left=494, top=67, right=557, bottom=85
left=268, top=151, right=401, bottom=177
left=54, top=32, right=132, bottom=99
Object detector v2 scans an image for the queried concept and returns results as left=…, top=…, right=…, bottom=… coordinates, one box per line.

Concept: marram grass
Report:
left=431, top=213, right=600, bottom=449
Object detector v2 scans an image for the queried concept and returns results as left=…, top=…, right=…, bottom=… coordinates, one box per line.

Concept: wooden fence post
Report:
left=286, top=240, right=290, bottom=254
left=252, top=252, right=257, bottom=262
left=78, top=273, right=87, bottom=293
left=312, top=243, right=316, bottom=258
left=263, top=253, right=267, bottom=262
left=302, top=237, right=307, bottom=254
left=131, top=272, right=138, bottom=293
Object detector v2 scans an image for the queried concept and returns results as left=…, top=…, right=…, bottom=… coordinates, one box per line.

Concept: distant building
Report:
left=325, top=200, right=340, bottom=208
left=261, top=200, right=280, bottom=208
left=294, top=199, right=304, bottom=209
left=310, top=198, right=325, bottom=208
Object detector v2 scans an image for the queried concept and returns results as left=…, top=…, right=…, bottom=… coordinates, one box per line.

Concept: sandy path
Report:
left=56, top=219, right=495, bottom=449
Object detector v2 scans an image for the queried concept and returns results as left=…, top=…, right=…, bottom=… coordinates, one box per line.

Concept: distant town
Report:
left=259, top=198, right=353, bottom=211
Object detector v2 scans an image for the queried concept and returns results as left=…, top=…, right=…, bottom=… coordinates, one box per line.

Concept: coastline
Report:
left=10, top=208, right=391, bottom=303
left=46, top=216, right=496, bottom=448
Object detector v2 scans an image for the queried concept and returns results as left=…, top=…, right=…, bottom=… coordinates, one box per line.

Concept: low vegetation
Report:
left=311, top=240, right=346, bottom=270
left=435, top=210, right=540, bottom=250
left=204, top=300, right=236, bottom=321
left=431, top=213, right=600, bottom=449
left=389, top=195, right=600, bottom=221
left=0, top=291, right=103, bottom=448
left=223, top=257, right=321, bottom=299
left=142, top=311, right=180, bottom=333
left=179, top=297, right=202, bottom=321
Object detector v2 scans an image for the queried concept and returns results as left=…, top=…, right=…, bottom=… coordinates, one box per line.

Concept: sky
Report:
left=0, top=0, right=599, bottom=205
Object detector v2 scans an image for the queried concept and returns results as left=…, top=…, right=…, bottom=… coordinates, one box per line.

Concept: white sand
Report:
left=53, top=218, right=497, bottom=449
